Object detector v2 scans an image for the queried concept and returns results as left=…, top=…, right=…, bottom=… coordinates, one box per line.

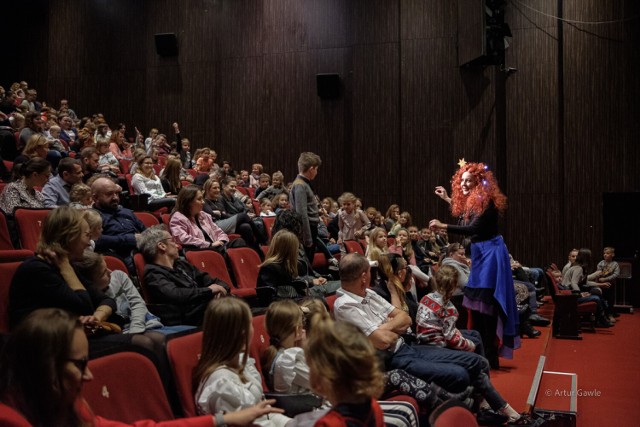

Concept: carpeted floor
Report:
left=491, top=300, right=640, bottom=427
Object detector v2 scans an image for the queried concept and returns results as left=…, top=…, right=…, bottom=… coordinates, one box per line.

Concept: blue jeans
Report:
left=390, top=343, right=484, bottom=392
left=390, top=343, right=507, bottom=409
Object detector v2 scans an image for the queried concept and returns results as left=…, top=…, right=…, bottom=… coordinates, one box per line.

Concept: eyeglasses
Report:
left=67, top=357, right=89, bottom=374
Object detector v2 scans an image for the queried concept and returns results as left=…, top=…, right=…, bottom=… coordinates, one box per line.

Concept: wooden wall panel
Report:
left=563, top=0, right=640, bottom=258
left=351, top=43, right=399, bottom=209
left=304, top=0, right=351, bottom=49
left=8, top=0, right=640, bottom=269
left=352, top=0, right=399, bottom=45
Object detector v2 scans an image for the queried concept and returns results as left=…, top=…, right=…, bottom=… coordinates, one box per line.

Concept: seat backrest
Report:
left=166, top=331, right=203, bottom=417
left=261, top=216, right=275, bottom=241
left=185, top=250, right=234, bottom=285
left=250, top=314, right=270, bottom=390
left=0, top=249, right=34, bottom=263
left=344, top=240, right=365, bottom=255
left=618, top=261, right=632, bottom=280
left=325, top=294, right=338, bottom=312
left=226, top=248, right=261, bottom=290
left=14, top=208, right=51, bottom=251
left=83, top=351, right=174, bottom=423
left=0, top=211, right=14, bottom=250
left=0, top=262, right=21, bottom=334
left=134, top=211, right=160, bottom=228
left=125, top=173, right=135, bottom=195
left=252, top=200, right=261, bottom=215
left=161, top=213, right=172, bottom=225
left=104, top=255, right=128, bottom=273
left=133, top=252, right=151, bottom=301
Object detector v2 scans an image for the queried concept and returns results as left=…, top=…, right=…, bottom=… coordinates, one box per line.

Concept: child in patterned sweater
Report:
left=416, top=264, right=482, bottom=354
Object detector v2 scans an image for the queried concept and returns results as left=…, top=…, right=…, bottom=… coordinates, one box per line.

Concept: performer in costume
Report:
left=429, top=159, right=519, bottom=369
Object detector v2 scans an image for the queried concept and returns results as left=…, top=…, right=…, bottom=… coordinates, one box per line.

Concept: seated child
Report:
left=69, top=183, right=93, bottom=209
left=193, top=298, right=288, bottom=426
left=416, top=264, right=481, bottom=353
left=260, top=199, right=276, bottom=217
left=257, top=171, right=286, bottom=202
left=255, top=173, right=272, bottom=199
left=273, top=193, right=290, bottom=214
left=249, top=163, right=263, bottom=188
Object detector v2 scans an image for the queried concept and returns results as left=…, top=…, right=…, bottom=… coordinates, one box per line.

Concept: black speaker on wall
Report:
left=155, top=33, right=178, bottom=57
left=317, top=74, right=341, bottom=99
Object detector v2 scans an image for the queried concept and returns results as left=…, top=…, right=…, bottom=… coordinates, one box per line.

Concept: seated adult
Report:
left=202, top=177, right=264, bottom=256
left=258, top=229, right=340, bottom=301
left=138, top=224, right=230, bottom=325
left=562, top=248, right=614, bottom=327
left=80, top=147, right=101, bottom=183
left=0, top=157, right=50, bottom=215
left=8, top=207, right=132, bottom=354
left=17, top=111, right=44, bottom=153
left=372, top=253, right=418, bottom=323
left=18, top=122, right=63, bottom=170
left=131, top=155, right=176, bottom=211
left=42, top=157, right=84, bottom=208
left=333, top=253, right=526, bottom=424
left=91, top=177, right=145, bottom=270
left=169, top=185, right=228, bottom=251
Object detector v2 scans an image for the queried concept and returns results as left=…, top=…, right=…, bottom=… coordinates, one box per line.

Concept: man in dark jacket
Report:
left=91, top=177, right=145, bottom=271
left=138, top=224, right=229, bottom=325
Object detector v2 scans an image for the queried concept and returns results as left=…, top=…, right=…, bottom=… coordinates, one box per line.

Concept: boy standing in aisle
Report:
left=290, top=152, right=321, bottom=263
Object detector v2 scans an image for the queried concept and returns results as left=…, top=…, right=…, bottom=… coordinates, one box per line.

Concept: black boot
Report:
left=520, top=320, right=541, bottom=338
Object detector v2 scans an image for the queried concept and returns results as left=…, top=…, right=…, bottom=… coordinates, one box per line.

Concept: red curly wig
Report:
left=449, top=162, right=507, bottom=219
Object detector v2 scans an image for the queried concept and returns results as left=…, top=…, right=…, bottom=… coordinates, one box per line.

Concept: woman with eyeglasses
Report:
left=0, top=308, right=281, bottom=427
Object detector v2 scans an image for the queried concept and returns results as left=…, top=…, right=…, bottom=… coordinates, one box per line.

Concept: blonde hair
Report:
left=366, top=227, right=388, bottom=261
left=22, top=134, right=49, bottom=157
left=261, top=230, right=298, bottom=277
left=36, top=206, right=86, bottom=257
left=338, top=192, right=357, bottom=205
left=434, top=264, right=460, bottom=303
left=82, top=209, right=102, bottom=232
left=69, top=183, right=91, bottom=204
left=378, top=253, right=408, bottom=312
left=305, top=314, right=383, bottom=403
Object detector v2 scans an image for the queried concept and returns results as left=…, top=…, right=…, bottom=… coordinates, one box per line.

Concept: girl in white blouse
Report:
left=193, top=298, right=289, bottom=427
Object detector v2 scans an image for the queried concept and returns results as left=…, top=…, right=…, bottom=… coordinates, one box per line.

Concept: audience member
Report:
left=0, top=308, right=265, bottom=427
left=333, top=254, right=526, bottom=424
left=42, top=157, right=84, bottom=207
left=169, top=185, right=228, bottom=251
left=91, top=177, right=145, bottom=269
left=138, top=225, right=229, bottom=325
left=0, top=157, right=50, bottom=215
left=193, top=298, right=288, bottom=423
left=258, top=230, right=339, bottom=301
left=131, top=155, right=176, bottom=210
